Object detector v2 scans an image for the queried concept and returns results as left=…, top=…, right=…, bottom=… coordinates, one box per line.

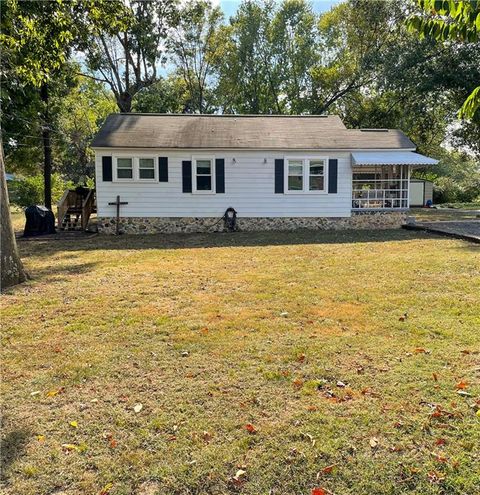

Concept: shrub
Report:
left=9, top=173, right=75, bottom=208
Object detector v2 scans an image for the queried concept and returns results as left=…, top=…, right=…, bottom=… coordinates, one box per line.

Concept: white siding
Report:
left=94, top=149, right=352, bottom=218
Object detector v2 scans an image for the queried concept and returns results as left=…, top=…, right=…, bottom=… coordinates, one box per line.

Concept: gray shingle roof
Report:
left=91, top=113, right=416, bottom=150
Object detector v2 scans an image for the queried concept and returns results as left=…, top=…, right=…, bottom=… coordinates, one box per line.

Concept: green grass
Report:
left=1, top=229, right=479, bottom=495
left=410, top=207, right=480, bottom=222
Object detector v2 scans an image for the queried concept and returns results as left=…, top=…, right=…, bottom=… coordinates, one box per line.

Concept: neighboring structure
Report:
left=91, top=114, right=438, bottom=234
left=409, top=179, right=434, bottom=207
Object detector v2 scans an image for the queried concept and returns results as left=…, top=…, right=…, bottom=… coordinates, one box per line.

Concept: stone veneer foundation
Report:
left=97, top=212, right=407, bottom=235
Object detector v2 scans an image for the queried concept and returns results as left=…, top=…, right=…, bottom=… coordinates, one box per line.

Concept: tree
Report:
left=168, top=0, right=224, bottom=113
left=215, top=1, right=279, bottom=113
left=132, top=75, right=192, bottom=113
left=0, top=0, right=127, bottom=288
left=82, top=0, right=177, bottom=112
left=407, top=0, right=480, bottom=119
left=1, top=140, right=27, bottom=289
left=56, top=78, right=117, bottom=182
left=1, top=0, right=127, bottom=208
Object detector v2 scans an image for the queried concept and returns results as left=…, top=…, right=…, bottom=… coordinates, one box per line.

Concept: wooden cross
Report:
left=108, top=195, right=128, bottom=235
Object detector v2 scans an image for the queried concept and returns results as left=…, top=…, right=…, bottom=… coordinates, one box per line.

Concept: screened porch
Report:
left=351, top=151, right=438, bottom=211
left=352, top=165, right=410, bottom=210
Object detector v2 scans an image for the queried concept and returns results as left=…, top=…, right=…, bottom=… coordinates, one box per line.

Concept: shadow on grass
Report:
left=0, top=427, right=31, bottom=480
left=16, top=228, right=441, bottom=255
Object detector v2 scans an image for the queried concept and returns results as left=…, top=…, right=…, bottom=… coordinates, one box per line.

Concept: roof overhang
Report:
left=352, top=151, right=438, bottom=167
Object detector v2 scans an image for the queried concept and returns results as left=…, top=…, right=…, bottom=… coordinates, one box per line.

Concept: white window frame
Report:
left=192, top=155, right=216, bottom=194
left=137, top=156, right=157, bottom=181
left=284, top=156, right=329, bottom=194
left=113, top=154, right=158, bottom=183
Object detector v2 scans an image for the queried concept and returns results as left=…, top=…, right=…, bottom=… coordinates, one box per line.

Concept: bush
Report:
left=9, top=173, right=74, bottom=208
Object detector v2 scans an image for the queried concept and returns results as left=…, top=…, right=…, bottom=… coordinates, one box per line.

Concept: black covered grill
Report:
left=23, top=205, right=56, bottom=237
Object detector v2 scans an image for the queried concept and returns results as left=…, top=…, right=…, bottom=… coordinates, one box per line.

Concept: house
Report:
left=91, top=114, right=438, bottom=234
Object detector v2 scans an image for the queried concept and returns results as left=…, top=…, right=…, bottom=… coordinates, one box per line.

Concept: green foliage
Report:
left=82, top=0, right=177, bottom=112
left=9, top=173, right=74, bottom=208
left=132, top=76, right=190, bottom=113
left=56, top=78, right=117, bottom=181
left=414, top=149, right=480, bottom=204
left=407, top=0, right=480, bottom=119
left=168, top=0, right=224, bottom=113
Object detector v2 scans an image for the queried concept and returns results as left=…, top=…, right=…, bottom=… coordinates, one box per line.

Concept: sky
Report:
left=218, top=0, right=342, bottom=18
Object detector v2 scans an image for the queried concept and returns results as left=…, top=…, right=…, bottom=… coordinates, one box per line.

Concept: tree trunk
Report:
left=1, top=138, right=28, bottom=290
left=41, top=83, right=52, bottom=210
left=118, top=92, right=132, bottom=113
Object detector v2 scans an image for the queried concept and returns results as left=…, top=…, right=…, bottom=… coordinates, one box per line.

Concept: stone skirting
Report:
left=97, top=212, right=407, bottom=234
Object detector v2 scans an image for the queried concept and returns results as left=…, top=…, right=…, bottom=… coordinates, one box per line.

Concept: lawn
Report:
left=1, top=229, right=479, bottom=495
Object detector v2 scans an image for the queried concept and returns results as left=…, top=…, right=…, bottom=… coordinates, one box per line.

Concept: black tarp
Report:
left=23, top=205, right=56, bottom=237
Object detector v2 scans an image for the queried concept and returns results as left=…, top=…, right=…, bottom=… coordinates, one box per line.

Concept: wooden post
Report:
left=108, top=195, right=128, bottom=235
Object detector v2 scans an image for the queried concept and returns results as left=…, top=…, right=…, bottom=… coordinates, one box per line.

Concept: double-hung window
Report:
left=139, top=158, right=155, bottom=179
left=286, top=157, right=327, bottom=193
left=193, top=157, right=215, bottom=193
left=116, top=158, right=133, bottom=180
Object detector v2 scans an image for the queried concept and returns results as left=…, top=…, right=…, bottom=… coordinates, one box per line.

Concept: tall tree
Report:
left=215, top=1, right=279, bottom=113
left=0, top=0, right=128, bottom=288
left=407, top=0, right=480, bottom=119
left=82, top=0, right=177, bottom=112
left=168, top=0, right=224, bottom=113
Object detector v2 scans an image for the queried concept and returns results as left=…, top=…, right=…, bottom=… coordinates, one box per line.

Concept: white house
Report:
left=91, top=114, right=438, bottom=234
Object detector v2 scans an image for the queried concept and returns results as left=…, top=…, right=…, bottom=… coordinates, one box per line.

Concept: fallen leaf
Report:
left=233, top=469, right=246, bottom=481
left=202, top=431, right=213, bottom=442
left=62, top=443, right=78, bottom=451
left=312, top=488, right=328, bottom=495
left=369, top=437, right=379, bottom=448
left=476, top=410, right=480, bottom=418
left=293, top=378, right=304, bottom=389
left=297, top=353, right=306, bottom=363
left=414, top=348, right=428, bottom=354
left=245, top=423, right=257, bottom=434
left=99, top=483, right=113, bottom=495
left=46, top=387, right=64, bottom=397
left=432, top=372, right=438, bottom=382
left=321, top=464, right=336, bottom=474
left=69, top=421, right=78, bottom=428
left=455, top=381, right=468, bottom=390
left=435, top=438, right=446, bottom=446
left=37, top=435, right=45, bottom=442
left=133, top=403, right=143, bottom=413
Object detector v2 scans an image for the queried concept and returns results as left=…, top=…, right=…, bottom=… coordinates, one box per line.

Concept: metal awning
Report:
left=352, top=151, right=438, bottom=167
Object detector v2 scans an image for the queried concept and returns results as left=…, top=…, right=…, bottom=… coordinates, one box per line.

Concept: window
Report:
left=288, top=160, right=303, bottom=191
left=193, top=157, right=215, bottom=193
left=139, top=158, right=155, bottom=179
left=285, top=157, right=327, bottom=193
left=114, top=156, right=158, bottom=181
left=309, top=160, right=325, bottom=191
left=117, top=158, right=133, bottom=179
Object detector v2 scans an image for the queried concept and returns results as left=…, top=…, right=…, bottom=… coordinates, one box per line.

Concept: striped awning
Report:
left=352, top=151, right=438, bottom=167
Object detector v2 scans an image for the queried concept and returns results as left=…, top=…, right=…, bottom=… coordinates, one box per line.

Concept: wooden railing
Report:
left=57, top=188, right=95, bottom=231
left=81, top=189, right=95, bottom=230
left=57, top=190, right=77, bottom=229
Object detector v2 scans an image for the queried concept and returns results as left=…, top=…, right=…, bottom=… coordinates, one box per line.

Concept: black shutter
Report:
left=215, top=158, right=225, bottom=193
left=102, top=156, right=112, bottom=182
left=274, top=159, right=284, bottom=193
left=182, top=160, right=192, bottom=193
left=159, top=157, right=168, bottom=182
left=328, top=158, right=338, bottom=193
